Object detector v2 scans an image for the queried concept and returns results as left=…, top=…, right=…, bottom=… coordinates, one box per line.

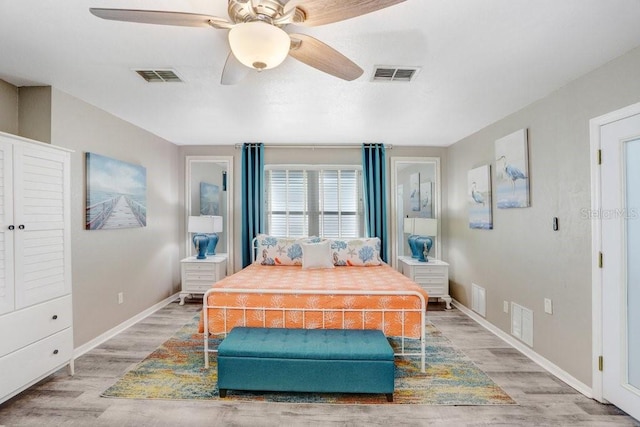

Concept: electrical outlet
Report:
left=503, top=301, right=509, bottom=313
left=544, top=298, right=553, bottom=314
left=118, top=292, right=124, bottom=304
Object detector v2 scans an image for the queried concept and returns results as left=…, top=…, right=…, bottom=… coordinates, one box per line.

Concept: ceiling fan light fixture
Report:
left=228, top=21, right=290, bottom=71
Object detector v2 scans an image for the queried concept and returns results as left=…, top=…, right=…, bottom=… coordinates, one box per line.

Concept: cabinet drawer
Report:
left=0, top=295, right=72, bottom=358
left=0, top=328, right=73, bottom=401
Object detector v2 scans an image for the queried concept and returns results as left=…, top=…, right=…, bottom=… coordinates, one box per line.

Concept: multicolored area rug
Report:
left=102, top=316, right=515, bottom=405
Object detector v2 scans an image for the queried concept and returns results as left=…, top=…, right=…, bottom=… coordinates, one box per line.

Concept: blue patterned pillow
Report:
left=329, top=238, right=382, bottom=266
left=255, top=235, right=319, bottom=266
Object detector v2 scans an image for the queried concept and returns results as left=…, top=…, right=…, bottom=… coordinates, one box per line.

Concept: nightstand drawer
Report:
left=184, top=263, right=216, bottom=273
left=183, top=282, right=214, bottom=292
left=421, top=285, right=447, bottom=297
left=185, top=271, right=216, bottom=280
left=413, top=265, right=445, bottom=275
left=414, top=276, right=446, bottom=285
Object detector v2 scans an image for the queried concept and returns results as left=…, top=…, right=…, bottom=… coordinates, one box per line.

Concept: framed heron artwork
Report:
left=410, top=172, right=420, bottom=211
left=420, top=181, right=433, bottom=218
left=495, top=129, right=530, bottom=208
left=85, top=153, right=147, bottom=230
left=200, top=182, right=220, bottom=216
left=468, top=165, right=493, bottom=229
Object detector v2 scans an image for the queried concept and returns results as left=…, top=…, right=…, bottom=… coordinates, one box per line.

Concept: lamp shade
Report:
left=403, top=217, right=415, bottom=234
left=228, top=22, right=290, bottom=70
left=188, top=216, right=218, bottom=233
left=209, top=215, right=223, bottom=233
left=412, top=218, right=438, bottom=236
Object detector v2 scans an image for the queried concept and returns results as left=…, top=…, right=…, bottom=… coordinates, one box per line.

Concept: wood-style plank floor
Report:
left=0, top=300, right=637, bottom=426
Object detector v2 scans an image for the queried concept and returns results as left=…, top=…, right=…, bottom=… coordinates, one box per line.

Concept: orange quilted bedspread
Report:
left=198, top=263, right=428, bottom=338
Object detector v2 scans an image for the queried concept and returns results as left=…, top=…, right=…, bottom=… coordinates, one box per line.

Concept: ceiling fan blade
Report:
left=292, top=0, right=406, bottom=26
left=288, top=34, right=363, bottom=81
left=221, top=52, right=250, bottom=85
left=89, top=8, right=233, bottom=29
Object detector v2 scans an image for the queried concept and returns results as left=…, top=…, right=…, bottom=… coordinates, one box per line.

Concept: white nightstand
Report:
left=179, top=254, right=228, bottom=305
left=398, top=256, right=452, bottom=309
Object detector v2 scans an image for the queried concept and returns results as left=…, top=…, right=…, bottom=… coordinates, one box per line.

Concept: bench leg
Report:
left=219, top=389, right=227, bottom=398
left=386, top=393, right=393, bottom=403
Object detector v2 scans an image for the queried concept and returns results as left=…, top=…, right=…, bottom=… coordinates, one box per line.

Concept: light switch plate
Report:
left=544, top=298, right=553, bottom=314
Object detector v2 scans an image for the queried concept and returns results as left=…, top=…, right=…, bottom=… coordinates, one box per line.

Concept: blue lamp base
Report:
left=192, top=233, right=210, bottom=260
left=414, top=236, right=433, bottom=262
left=407, top=235, right=420, bottom=258
left=206, top=233, right=219, bottom=256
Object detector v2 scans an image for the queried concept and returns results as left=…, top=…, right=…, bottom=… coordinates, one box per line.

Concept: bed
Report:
left=200, top=236, right=429, bottom=372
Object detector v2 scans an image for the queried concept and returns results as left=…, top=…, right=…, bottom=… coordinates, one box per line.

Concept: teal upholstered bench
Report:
left=217, top=327, right=395, bottom=402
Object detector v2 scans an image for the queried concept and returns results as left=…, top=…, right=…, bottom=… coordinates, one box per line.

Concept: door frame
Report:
left=590, top=101, right=640, bottom=403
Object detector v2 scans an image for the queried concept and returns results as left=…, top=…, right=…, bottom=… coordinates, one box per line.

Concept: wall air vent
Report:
left=372, top=66, right=420, bottom=82
left=134, top=69, right=183, bottom=83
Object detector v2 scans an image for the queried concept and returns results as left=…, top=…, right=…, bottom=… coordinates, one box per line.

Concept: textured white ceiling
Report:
left=1, top=0, right=640, bottom=146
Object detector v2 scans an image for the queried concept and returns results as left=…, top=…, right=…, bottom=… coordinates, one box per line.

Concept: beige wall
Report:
left=18, top=86, right=51, bottom=143
left=0, top=79, right=18, bottom=134
left=445, top=45, right=640, bottom=385
left=48, top=89, right=181, bottom=347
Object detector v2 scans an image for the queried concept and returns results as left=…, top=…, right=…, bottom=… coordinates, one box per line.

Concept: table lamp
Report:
left=188, top=216, right=217, bottom=259
left=412, top=218, right=438, bottom=262
left=404, top=217, right=420, bottom=259
left=205, top=216, right=223, bottom=256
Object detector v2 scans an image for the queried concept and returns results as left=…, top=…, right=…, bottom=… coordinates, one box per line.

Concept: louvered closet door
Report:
left=0, top=140, right=15, bottom=315
left=13, top=144, right=71, bottom=309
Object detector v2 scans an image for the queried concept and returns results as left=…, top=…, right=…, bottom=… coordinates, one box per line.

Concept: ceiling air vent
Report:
left=372, top=66, right=420, bottom=82
left=135, top=69, right=183, bottom=83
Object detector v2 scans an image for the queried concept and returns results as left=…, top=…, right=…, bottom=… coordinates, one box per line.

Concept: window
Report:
left=265, top=166, right=363, bottom=238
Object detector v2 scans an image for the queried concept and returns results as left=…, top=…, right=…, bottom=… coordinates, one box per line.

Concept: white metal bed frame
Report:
left=201, top=238, right=427, bottom=372
left=203, top=288, right=426, bottom=372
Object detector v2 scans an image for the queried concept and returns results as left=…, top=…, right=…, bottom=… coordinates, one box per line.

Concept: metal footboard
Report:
left=203, top=288, right=427, bottom=372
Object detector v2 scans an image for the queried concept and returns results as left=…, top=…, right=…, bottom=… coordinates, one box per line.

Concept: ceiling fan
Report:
left=89, top=0, right=406, bottom=85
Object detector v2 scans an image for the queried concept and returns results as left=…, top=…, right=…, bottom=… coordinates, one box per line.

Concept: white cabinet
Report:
left=0, top=132, right=73, bottom=404
left=398, top=256, right=452, bottom=309
left=180, top=254, right=227, bottom=305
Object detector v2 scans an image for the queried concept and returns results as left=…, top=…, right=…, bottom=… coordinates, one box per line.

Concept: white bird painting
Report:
left=495, top=129, right=530, bottom=208
left=471, top=181, right=485, bottom=205
left=497, top=155, right=527, bottom=192
left=468, top=165, right=492, bottom=229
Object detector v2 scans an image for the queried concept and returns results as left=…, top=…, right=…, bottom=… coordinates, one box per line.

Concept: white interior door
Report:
left=600, top=108, right=640, bottom=421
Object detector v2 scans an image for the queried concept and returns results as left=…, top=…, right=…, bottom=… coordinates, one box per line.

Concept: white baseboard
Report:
left=73, top=293, right=180, bottom=358
left=452, top=299, right=593, bottom=398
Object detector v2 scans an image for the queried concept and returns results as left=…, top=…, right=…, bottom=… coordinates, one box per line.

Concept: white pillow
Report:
left=301, top=241, right=335, bottom=270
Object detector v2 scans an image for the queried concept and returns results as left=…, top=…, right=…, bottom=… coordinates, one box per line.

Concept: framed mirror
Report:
left=185, top=156, right=234, bottom=273
left=389, top=157, right=441, bottom=269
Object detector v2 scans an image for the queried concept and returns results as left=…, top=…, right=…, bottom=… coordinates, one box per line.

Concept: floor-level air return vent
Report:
left=372, top=66, right=420, bottom=82
left=135, top=69, right=183, bottom=83
left=511, top=302, right=533, bottom=347
left=471, top=283, right=486, bottom=317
